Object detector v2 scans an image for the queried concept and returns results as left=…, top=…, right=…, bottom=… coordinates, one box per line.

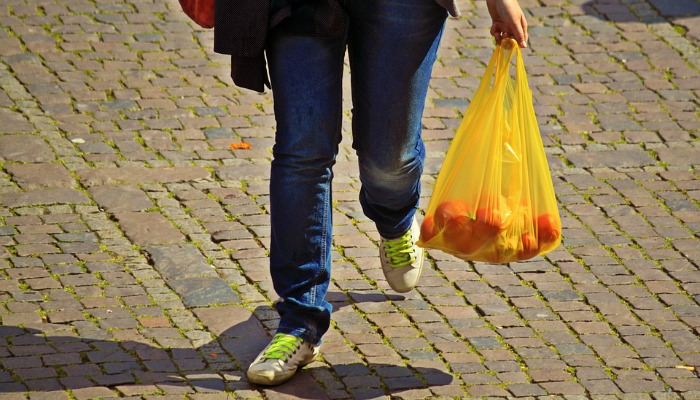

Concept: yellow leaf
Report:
left=675, top=365, right=695, bottom=371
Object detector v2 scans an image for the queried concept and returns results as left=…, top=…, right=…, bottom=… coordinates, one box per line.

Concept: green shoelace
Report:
left=383, top=230, right=416, bottom=267
left=261, top=334, right=302, bottom=361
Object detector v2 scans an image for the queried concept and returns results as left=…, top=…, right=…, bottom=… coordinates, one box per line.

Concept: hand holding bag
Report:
left=418, top=39, right=561, bottom=263
left=178, top=0, right=215, bottom=29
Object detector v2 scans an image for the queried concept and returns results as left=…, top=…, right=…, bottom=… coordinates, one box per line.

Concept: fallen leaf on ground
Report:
left=675, top=365, right=695, bottom=371
left=230, top=141, right=252, bottom=150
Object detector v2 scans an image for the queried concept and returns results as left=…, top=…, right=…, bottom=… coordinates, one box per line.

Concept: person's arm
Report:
left=486, top=0, right=528, bottom=48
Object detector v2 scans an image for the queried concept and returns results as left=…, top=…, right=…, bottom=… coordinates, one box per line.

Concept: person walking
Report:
left=214, top=0, right=529, bottom=386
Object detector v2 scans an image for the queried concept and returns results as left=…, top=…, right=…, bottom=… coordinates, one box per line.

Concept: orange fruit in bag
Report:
left=434, top=199, right=470, bottom=229
left=473, top=207, right=504, bottom=239
left=420, top=215, right=438, bottom=242
left=453, top=220, right=480, bottom=255
left=518, top=231, right=539, bottom=260
left=536, top=213, right=561, bottom=247
left=434, top=200, right=480, bottom=255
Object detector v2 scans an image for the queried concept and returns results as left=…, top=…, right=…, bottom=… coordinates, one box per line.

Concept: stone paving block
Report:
left=114, top=212, right=184, bottom=245
left=565, top=150, right=656, bottom=169
left=0, top=188, right=90, bottom=207
left=167, top=277, right=238, bottom=308
left=77, top=166, right=210, bottom=187
left=114, top=384, right=160, bottom=396
left=144, top=244, right=215, bottom=279
left=0, top=108, right=34, bottom=134
left=0, top=135, right=53, bottom=162
left=215, top=164, right=270, bottom=181
left=0, top=1, right=699, bottom=398
left=655, top=147, right=700, bottom=167
left=88, top=185, right=154, bottom=212
left=70, top=387, right=120, bottom=400
left=5, top=164, right=76, bottom=190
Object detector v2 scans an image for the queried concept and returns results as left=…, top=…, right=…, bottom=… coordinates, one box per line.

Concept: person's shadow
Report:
left=0, top=291, right=455, bottom=399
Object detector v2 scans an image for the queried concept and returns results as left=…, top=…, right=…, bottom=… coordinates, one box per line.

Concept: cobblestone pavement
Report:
left=1, top=0, right=699, bottom=399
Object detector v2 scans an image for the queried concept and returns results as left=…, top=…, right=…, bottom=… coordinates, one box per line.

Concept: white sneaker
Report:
left=380, top=217, right=424, bottom=293
left=246, top=333, right=319, bottom=386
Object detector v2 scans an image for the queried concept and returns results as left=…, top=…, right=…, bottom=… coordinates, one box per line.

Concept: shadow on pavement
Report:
left=0, top=292, right=454, bottom=399
left=582, top=0, right=699, bottom=35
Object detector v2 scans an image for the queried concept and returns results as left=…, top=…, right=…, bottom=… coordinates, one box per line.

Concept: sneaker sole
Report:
left=247, top=368, right=298, bottom=386
left=246, top=351, right=317, bottom=386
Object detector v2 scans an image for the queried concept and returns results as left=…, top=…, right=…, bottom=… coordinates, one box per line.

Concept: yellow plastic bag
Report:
left=418, top=39, right=561, bottom=263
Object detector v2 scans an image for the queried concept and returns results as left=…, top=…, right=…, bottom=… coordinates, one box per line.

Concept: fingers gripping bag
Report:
left=418, top=39, right=561, bottom=263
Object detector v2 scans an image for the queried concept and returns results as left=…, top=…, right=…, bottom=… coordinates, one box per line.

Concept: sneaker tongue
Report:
left=391, top=253, right=413, bottom=266
left=385, top=233, right=415, bottom=266
left=263, top=335, right=300, bottom=360
left=262, top=352, right=289, bottom=361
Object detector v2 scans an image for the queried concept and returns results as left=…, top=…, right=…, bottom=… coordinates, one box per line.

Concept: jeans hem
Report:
left=276, top=325, right=322, bottom=346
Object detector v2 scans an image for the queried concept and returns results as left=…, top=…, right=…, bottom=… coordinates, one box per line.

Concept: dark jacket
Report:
left=214, top=0, right=345, bottom=92
left=213, top=0, right=459, bottom=92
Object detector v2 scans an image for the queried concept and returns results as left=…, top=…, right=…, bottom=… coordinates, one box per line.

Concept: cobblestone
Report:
left=0, top=0, right=699, bottom=398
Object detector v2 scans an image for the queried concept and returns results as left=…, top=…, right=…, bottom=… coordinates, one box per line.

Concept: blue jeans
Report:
left=266, top=0, right=447, bottom=345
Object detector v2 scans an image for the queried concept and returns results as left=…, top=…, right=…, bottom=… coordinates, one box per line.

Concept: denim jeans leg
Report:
left=265, top=28, right=347, bottom=345
left=346, top=0, right=447, bottom=239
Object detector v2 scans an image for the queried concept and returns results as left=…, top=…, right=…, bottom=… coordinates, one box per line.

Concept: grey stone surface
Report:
left=648, top=0, right=700, bottom=17
left=0, top=0, right=698, bottom=398
left=565, top=150, right=656, bottom=168
left=168, top=277, right=239, bottom=308
left=89, top=185, right=153, bottom=213
left=215, top=164, right=270, bottom=181
left=0, top=188, right=90, bottom=207
left=77, top=167, right=211, bottom=187
left=5, top=163, right=76, bottom=189
left=113, top=212, right=184, bottom=245
left=0, top=135, right=54, bottom=162
left=143, top=243, right=216, bottom=279
left=655, top=147, right=700, bottom=166
left=0, top=108, right=34, bottom=134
